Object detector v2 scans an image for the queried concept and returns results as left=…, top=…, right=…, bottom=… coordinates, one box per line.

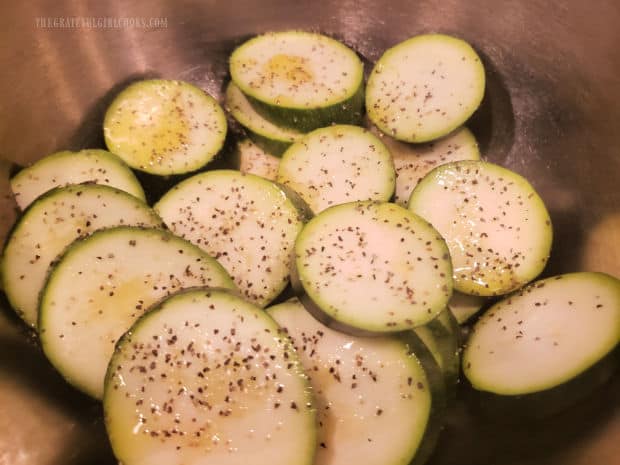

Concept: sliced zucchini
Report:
left=463, top=272, right=620, bottom=399
left=268, top=298, right=432, bottom=465
left=39, top=227, right=235, bottom=399
left=10, top=149, right=145, bottom=210
left=103, top=79, right=227, bottom=176
left=225, top=82, right=303, bottom=156
left=372, top=126, right=480, bottom=206
left=229, top=31, right=364, bottom=132
left=366, top=34, right=485, bottom=143
left=154, top=170, right=308, bottom=307
left=448, top=291, right=487, bottom=324
left=408, top=160, right=552, bottom=296
left=104, top=289, right=316, bottom=465
left=295, top=201, right=453, bottom=334
left=233, top=139, right=280, bottom=181
left=1, top=184, right=162, bottom=328
left=277, top=125, right=395, bottom=214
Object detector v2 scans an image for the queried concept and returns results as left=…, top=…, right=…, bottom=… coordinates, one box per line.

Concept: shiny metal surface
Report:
left=0, top=1, right=619, bottom=464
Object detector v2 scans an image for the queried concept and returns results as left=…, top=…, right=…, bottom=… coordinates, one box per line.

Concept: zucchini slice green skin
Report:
left=104, top=289, right=316, bottom=465
left=268, top=298, right=439, bottom=465
left=104, top=79, right=227, bottom=176
left=232, top=138, right=280, bottom=181
left=366, top=34, right=485, bottom=143
left=39, top=227, right=235, bottom=399
left=373, top=126, right=480, bottom=207
left=1, top=184, right=163, bottom=328
left=463, top=272, right=620, bottom=402
left=295, top=201, right=453, bottom=334
left=409, top=160, right=552, bottom=296
left=229, top=31, right=365, bottom=132
left=226, top=82, right=303, bottom=156
left=155, top=170, right=308, bottom=307
left=10, top=149, right=146, bottom=210
left=277, top=125, right=396, bottom=214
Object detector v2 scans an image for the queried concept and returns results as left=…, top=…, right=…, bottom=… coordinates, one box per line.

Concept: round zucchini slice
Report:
left=229, top=31, right=364, bottom=132
left=225, top=82, right=303, bottom=156
left=39, top=227, right=235, bottom=399
left=1, top=184, right=162, bottom=327
left=155, top=170, right=308, bottom=307
left=10, top=149, right=145, bottom=210
left=277, top=125, right=395, bottom=214
left=105, top=289, right=316, bottom=465
left=268, top=298, right=433, bottom=465
left=104, top=79, right=227, bottom=176
left=463, top=272, right=620, bottom=400
left=295, top=201, right=453, bottom=334
left=408, top=160, right=552, bottom=296
left=366, top=33, right=485, bottom=143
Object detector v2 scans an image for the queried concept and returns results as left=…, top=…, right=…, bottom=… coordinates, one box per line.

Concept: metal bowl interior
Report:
left=0, top=1, right=619, bottom=464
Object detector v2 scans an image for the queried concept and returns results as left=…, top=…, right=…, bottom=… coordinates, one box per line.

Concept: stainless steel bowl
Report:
left=1, top=1, right=619, bottom=464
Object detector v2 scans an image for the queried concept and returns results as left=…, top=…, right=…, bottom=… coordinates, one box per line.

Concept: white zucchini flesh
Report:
left=268, top=298, right=431, bottom=465
left=1, top=184, right=162, bottom=328
left=448, top=291, right=487, bottom=324
left=104, top=289, right=316, bottom=465
left=229, top=31, right=363, bottom=111
left=233, top=139, right=280, bottom=181
left=226, top=82, right=303, bottom=156
left=155, top=170, right=306, bottom=307
left=277, top=125, right=395, bottom=214
left=374, top=126, right=480, bottom=206
left=104, top=79, right=227, bottom=175
left=10, top=149, right=145, bottom=210
left=366, top=34, right=485, bottom=143
left=295, top=201, right=453, bottom=333
left=408, top=160, right=552, bottom=296
left=39, top=227, right=235, bottom=399
left=463, top=272, right=620, bottom=396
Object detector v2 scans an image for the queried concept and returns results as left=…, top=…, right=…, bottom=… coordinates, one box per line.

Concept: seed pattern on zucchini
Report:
left=409, top=160, right=552, bottom=296
left=10, top=149, right=145, bottom=210
left=233, top=139, right=280, bottom=181
left=105, top=289, right=316, bottom=465
left=268, top=298, right=432, bottom=465
left=367, top=34, right=485, bottom=143
left=155, top=170, right=307, bottom=307
left=39, top=227, right=235, bottom=399
left=229, top=31, right=364, bottom=132
left=277, top=125, right=395, bottom=214
left=226, top=82, right=303, bottom=156
left=2, top=184, right=162, bottom=327
left=463, top=272, right=620, bottom=397
left=295, top=201, right=453, bottom=334
left=104, top=79, right=227, bottom=175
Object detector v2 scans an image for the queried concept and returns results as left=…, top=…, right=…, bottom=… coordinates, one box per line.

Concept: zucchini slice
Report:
left=295, top=201, right=453, bottom=334
left=104, top=289, right=316, bottom=465
left=448, top=291, right=487, bottom=324
left=1, top=184, right=162, bottom=328
left=229, top=31, right=364, bottom=132
left=225, top=82, right=303, bottom=156
left=39, top=227, right=235, bottom=399
left=366, top=34, right=485, bottom=143
left=233, top=139, right=280, bottom=181
left=277, top=125, right=395, bottom=214
left=408, top=160, right=552, bottom=296
left=375, top=126, right=480, bottom=206
left=10, top=149, right=145, bottom=210
left=154, top=170, right=308, bottom=307
left=463, top=272, right=620, bottom=400
left=104, top=79, right=227, bottom=176
left=268, top=298, right=432, bottom=465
